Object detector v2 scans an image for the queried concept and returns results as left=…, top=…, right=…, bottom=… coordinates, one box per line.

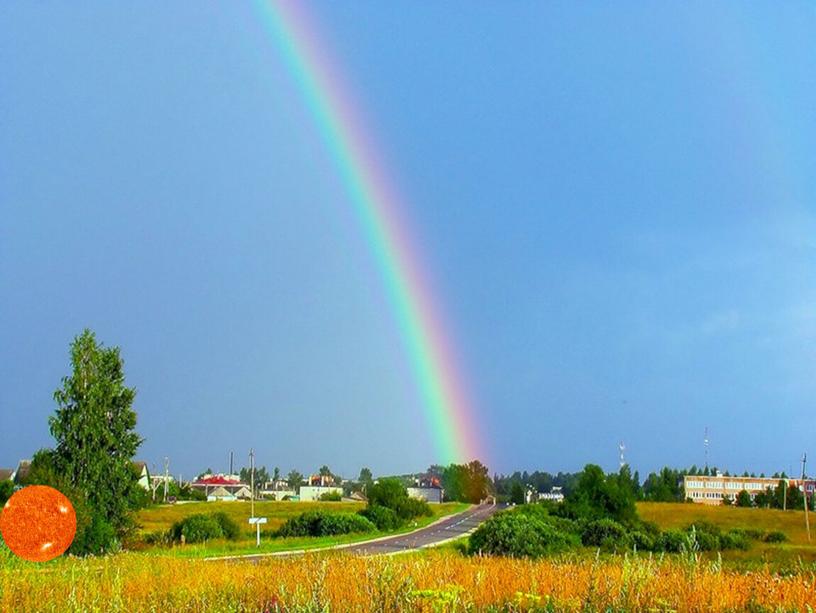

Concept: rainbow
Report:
left=252, top=1, right=481, bottom=465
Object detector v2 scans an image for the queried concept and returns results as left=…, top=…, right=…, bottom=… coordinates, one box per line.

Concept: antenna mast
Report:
left=619, top=442, right=626, bottom=468
left=704, top=427, right=710, bottom=471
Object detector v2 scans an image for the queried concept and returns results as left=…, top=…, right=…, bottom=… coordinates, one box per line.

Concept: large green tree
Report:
left=287, top=469, right=304, bottom=489
left=50, top=329, right=143, bottom=536
left=358, top=467, right=373, bottom=492
left=735, top=489, right=753, bottom=507
left=563, top=464, right=638, bottom=525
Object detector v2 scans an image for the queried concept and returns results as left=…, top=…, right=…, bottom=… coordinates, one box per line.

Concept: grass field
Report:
left=135, top=500, right=364, bottom=536
left=131, top=500, right=468, bottom=558
left=4, top=502, right=816, bottom=610
left=3, top=547, right=815, bottom=612
left=638, top=501, right=816, bottom=566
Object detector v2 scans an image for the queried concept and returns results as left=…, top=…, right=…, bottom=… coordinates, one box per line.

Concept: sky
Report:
left=1, top=3, right=815, bottom=481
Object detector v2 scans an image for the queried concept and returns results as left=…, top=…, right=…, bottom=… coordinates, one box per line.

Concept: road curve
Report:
left=343, top=502, right=500, bottom=556
left=218, top=503, right=501, bottom=563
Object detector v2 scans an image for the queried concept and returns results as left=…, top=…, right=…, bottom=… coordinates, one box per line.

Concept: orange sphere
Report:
left=0, top=485, right=76, bottom=562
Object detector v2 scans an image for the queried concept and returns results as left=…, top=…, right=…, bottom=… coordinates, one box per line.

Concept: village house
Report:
left=406, top=474, right=443, bottom=503
left=190, top=474, right=252, bottom=501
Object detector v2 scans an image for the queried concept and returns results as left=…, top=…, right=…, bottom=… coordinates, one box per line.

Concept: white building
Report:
left=684, top=474, right=816, bottom=506
left=536, top=486, right=565, bottom=503
left=260, top=488, right=297, bottom=501
left=407, top=486, right=443, bottom=503
left=299, top=485, right=343, bottom=502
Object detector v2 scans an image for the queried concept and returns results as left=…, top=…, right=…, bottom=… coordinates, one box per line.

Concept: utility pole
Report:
left=783, top=477, right=787, bottom=511
left=151, top=463, right=160, bottom=502
left=803, top=453, right=811, bottom=542
left=249, top=448, right=255, bottom=519
left=163, top=457, right=170, bottom=503
left=247, top=448, right=266, bottom=547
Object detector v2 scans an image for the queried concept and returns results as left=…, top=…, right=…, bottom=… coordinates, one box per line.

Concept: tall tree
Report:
left=735, top=490, right=753, bottom=507
left=509, top=481, right=525, bottom=505
left=50, top=330, right=143, bottom=536
left=465, top=460, right=491, bottom=503
left=287, top=469, right=304, bottom=489
left=358, top=467, right=373, bottom=492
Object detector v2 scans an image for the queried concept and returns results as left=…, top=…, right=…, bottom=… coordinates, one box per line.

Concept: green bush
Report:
left=719, top=530, right=750, bottom=551
left=277, top=511, right=375, bottom=537
left=396, top=497, right=433, bottom=520
left=72, top=513, right=118, bottom=555
left=763, top=530, right=788, bottom=543
left=692, top=529, right=720, bottom=551
left=168, top=512, right=242, bottom=544
left=367, top=479, right=409, bottom=510
left=469, top=510, right=575, bottom=558
left=358, top=505, right=402, bottom=531
left=174, top=514, right=224, bottom=543
left=319, top=491, right=342, bottom=502
left=211, top=512, right=241, bottom=540
left=730, top=527, right=764, bottom=541
left=143, top=530, right=172, bottom=546
left=319, top=513, right=375, bottom=535
left=581, top=518, right=630, bottom=551
left=0, top=481, right=13, bottom=506
left=630, top=531, right=655, bottom=552
left=656, top=529, right=686, bottom=553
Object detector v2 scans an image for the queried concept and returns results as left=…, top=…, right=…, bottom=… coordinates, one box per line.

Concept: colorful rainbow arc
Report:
left=253, top=0, right=481, bottom=465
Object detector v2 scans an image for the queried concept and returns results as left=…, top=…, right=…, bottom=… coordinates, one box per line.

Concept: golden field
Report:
left=2, top=549, right=816, bottom=612
left=130, top=501, right=467, bottom=558
left=135, top=500, right=365, bottom=536
left=2, top=502, right=816, bottom=611
left=638, top=502, right=816, bottom=564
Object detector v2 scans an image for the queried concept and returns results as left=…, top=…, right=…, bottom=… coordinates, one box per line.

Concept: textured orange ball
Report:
left=0, top=485, right=76, bottom=562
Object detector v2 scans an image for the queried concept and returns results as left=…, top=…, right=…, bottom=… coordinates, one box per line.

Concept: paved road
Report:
left=343, top=502, right=500, bottom=556
left=220, top=503, right=501, bottom=563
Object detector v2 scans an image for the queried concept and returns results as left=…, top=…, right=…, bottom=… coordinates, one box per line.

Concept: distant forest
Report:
left=492, top=465, right=789, bottom=504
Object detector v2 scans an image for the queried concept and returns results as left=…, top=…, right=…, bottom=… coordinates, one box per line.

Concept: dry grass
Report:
left=638, top=502, right=814, bottom=545
left=2, top=549, right=816, bottom=612
left=135, top=500, right=365, bottom=536
left=638, top=501, right=816, bottom=565
left=131, top=501, right=468, bottom=558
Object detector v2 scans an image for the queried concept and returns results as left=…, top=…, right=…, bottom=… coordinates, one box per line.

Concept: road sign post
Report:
left=249, top=517, right=267, bottom=547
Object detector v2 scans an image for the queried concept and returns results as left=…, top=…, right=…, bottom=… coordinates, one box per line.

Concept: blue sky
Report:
left=1, top=3, right=814, bottom=480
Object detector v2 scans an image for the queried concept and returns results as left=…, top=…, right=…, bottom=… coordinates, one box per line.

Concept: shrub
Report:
left=358, top=506, right=402, bottom=531
left=319, top=491, right=342, bottom=502
left=729, top=528, right=764, bottom=541
left=170, top=514, right=224, bottom=543
left=211, top=512, right=241, bottom=540
left=277, top=511, right=375, bottom=537
left=72, top=513, right=118, bottom=555
left=0, top=481, right=13, bottom=506
left=469, top=510, right=575, bottom=558
left=581, top=519, right=630, bottom=551
left=143, top=530, right=172, bottom=546
left=693, top=529, right=720, bottom=551
left=656, top=529, right=686, bottom=553
left=718, top=531, right=750, bottom=551
left=318, top=513, right=375, bottom=536
left=367, top=479, right=409, bottom=510
left=396, top=497, right=432, bottom=520
left=516, top=504, right=582, bottom=538
left=763, top=530, right=788, bottom=543
left=168, top=513, right=242, bottom=544
left=630, top=531, right=655, bottom=552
